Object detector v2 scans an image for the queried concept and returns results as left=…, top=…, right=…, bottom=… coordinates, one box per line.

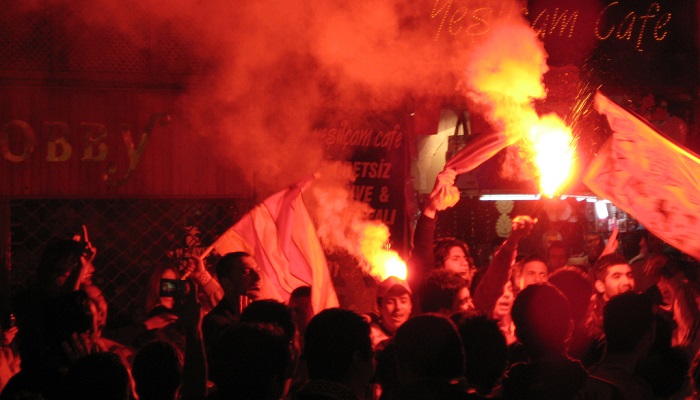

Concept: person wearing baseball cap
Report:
left=371, top=276, right=413, bottom=349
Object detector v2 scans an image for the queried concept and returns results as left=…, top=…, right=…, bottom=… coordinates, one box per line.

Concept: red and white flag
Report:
left=207, top=176, right=339, bottom=313
left=444, top=130, right=516, bottom=174
left=584, top=92, right=700, bottom=260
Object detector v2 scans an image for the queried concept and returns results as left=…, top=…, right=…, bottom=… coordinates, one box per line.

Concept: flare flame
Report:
left=462, top=19, right=576, bottom=197
left=360, top=222, right=407, bottom=281
left=527, top=115, right=575, bottom=197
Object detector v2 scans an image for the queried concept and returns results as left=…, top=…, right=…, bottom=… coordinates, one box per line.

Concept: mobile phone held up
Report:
left=160, top=278, right=189, bottom=298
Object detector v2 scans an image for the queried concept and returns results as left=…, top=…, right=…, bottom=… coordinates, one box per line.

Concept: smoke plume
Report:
left=11, top=0, right=563, bottom=267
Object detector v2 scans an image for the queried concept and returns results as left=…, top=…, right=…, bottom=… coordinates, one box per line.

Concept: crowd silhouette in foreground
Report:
left=2, top=171, right=700, bottom=399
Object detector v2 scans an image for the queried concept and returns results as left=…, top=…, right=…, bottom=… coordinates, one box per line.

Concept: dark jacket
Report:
left=503, top=356, right=624, bottom=400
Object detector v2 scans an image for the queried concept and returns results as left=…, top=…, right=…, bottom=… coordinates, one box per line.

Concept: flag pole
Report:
left=199, top=244, right=215, bottom=260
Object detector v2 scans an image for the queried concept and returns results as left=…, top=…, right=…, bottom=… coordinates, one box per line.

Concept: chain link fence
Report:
left=2, top=195, right=619, bottom=332
left=5, top=198, right=254, bottom=325
left=3, top=196, right=498, bottom=323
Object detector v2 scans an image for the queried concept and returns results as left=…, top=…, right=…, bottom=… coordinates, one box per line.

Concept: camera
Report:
left=159, top=279, right=189, bottom=298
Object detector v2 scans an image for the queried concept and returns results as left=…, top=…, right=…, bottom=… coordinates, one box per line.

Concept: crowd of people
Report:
left=2, top=169, right=700, bottom=400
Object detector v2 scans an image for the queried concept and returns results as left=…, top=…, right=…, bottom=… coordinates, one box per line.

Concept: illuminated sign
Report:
left=431, top=0, right=678, bottom=52
left=430, top=0, right=695, bottom=84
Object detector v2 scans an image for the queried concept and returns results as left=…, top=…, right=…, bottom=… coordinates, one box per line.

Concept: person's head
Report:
left=241, top=299, right=299, bottom=380
left=46, top=289, right=95, bottom=349
left=209, top=323, right=291, bottom=400
left=593, top=253, right=635, bottom=302
left=216, top=252, right=262, bottom=302
left=547, top=241, right=569, bottom=272
left=585, top=232, right=605, bottom=262
left=548, top=267, right=594, bottom=325
left=304, top=308, right=374, bottom=388
left=516, top=255, right=549, bottom=290
left=144, top=264, right=179, bottom=312
left=638, top=312, right=688, bottom=397
left=603, top=292, right=655, bottom=356
left=511, top=283, right=572, bottom=358
left=65, top=352, right=132, bottom=400
left=419, top=269, right=473, bottom=315
left=542, top=230, right=563, bottom=251
left=493, top=280, right=515, bottom=321
left=434, top=237, right=475, bottom=283
left=394, top=314, right=465, bottom=384
left=376, top=277, right=413, bottom=335
left=37, top=239, right=88, bottom=288
left=132, top=341, right=182, bottom=400
left=640, top=230, right=666, bottom=255
left=656, top=260, right=685, bottom=307
left=450, top=312, right=507, bottom=396
left=289, top=286, right=313, bottom=336
left=16, top=289, right=93, bottom=372
left=241, top=299, right=296, bottom=343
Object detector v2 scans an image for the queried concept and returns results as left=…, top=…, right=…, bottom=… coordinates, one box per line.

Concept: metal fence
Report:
left=1, top=196, right=501, bottom=323
left=4, top=198, right=254, bottom=324
left=3, top=195, right=609, bottom=327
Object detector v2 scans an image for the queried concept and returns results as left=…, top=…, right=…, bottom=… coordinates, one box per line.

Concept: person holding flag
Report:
left=201, top=175, right=339, bottom=317
left=201, top=251, right=262, bottom=352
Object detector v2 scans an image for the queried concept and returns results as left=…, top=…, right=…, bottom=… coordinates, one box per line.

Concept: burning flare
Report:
left=360, top=222, right=407, bottom=281
left=461, top=19, right=576, bottom=198
left=526, top=114, right=575, bottom=197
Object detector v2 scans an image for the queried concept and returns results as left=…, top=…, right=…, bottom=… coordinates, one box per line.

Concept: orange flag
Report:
left=584, top=92, right=700, bottom=260
left=206, top=177, right=339, bottom=313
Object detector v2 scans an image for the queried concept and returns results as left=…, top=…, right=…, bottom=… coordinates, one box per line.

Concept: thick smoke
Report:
left=302, top=161, right=375, bottom=255
left=11, top=0, right=535, bottom=194
left=303, top=161, right=404, bottom=280
left=460, top=14, right=550, bottom=183
left=12, top=0, right=551, bottom=262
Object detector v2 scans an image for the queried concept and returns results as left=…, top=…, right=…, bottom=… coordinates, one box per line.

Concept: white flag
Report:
left=584, top=92, right=700, bottom=260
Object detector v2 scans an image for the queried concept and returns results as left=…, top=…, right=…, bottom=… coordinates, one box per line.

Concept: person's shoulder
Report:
left=576, top=375, right=625, bottom=400
left=203, top=298, right=236, bottom=320
left=370, top=322, right=391, bottom=350
left=392, top=379, right=485, bottom=400
left=293, top=379, right=357, bottom=400
left=501, top=361, right=532, bottom=391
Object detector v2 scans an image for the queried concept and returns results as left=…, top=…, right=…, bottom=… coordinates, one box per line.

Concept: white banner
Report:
left=584, top=92, right=700, bottom=260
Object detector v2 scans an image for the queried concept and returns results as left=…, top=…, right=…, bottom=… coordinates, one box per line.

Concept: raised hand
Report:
left=81, top=225, right=97, bottom=263
left=143, top=312, right=179, bottom=330
left=510, top=215, right=537, bottom=241
left=61, top=332, right=97, bottom=364
left=425, top=168, right=460, bottom=217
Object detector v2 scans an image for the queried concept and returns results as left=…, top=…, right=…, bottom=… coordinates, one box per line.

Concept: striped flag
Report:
left=207, top=177, right=339, bottom=313
left=584, top=92, right=700, bottom=260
